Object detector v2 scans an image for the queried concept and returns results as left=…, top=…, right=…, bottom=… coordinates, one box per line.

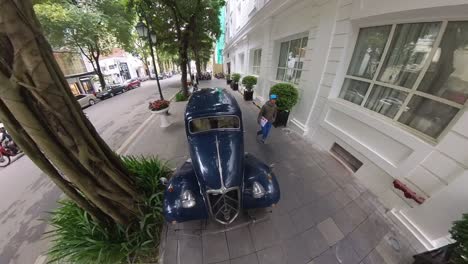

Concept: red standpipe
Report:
left=393, top=180, right=425, bottom=204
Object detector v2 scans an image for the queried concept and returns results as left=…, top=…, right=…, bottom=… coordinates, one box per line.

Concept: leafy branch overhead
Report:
left=34, top=0, right=135, bottom=88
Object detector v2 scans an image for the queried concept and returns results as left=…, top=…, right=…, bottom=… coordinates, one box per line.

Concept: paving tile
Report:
left=230, top=253, right=259, bottom=264
left=343, top=183, right=361, bottom=200
left=376, top=232, right=415, bottom=264
left=290, top=205, right=317, bottom=233
left=213, top=261, right=230, bottom=264
left=179, top=237, right=203, bottom=264
left=314, top=177, right=339, bottom=198
left=226, top=226, right=255, bottom=259
left=331, top=188, right=352, bottom=207
left=355, top=191, right=379, bottom=216
left=313, top=247, right=340, bottom=264
left=256, top=245, right=286, bottom=264
left=249, top=219, right=281, bottom=251
left=333, top=237, right=362, bottom=264
left=348, top=212, right=390, bottom=259
left=318, top=218, right=344, bottom=246
left=202, top=232, right=229, bottom=264
left=161, top=238, right=177, bottom=264
left=271, top=211, right=298, bottom=239
left=301, top=227, right=329, bottom=259
left=361, top=249, right=387, bottom=264
left=334, top=201, right=368, bottom=235
left=283, top=234, right=311, bottom=264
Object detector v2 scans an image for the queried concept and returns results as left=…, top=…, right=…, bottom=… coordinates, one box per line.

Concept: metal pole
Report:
left=145, top=20, right=164, bottom=100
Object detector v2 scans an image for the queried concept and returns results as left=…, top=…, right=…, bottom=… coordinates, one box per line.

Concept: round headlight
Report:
left=181, top=190, right=196, bottom=208
left=252, top=181, right=266, bottom=199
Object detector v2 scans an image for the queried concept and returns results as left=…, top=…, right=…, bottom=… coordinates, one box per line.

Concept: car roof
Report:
left=185, top=88, right=241, bottom=119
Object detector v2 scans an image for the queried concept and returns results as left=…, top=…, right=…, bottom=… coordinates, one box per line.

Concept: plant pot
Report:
left=273, top=110, right=290, bottom=127
left=227, top=79, right=232, bottom=85
left=231, top=82, right=239, bottom=90
left=244, top=90, right=254, bottom=101
left=151, top=107, right=171, bottom=128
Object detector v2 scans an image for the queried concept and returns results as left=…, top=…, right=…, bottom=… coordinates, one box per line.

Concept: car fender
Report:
left=242, top=153, right=280, bottom=209
left=163, top=161, right=209, bottom=223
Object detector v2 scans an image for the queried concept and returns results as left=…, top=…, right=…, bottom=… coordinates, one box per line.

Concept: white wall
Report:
left=310, top=0, right=468, bottom=249
left=224, top=0, right=468, bottom=250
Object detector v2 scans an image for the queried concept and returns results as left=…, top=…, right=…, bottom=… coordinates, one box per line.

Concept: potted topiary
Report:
left=148, top=99, right=171, bottom=127
left=230, top=73, right=241, bottom=90
left=241, top=75, right=257, bottom=101
left=226, top=74, right=232, bottom=85
left=413, top=213, right=468, bottom=263
left=269, top=83, right=299, bottom=127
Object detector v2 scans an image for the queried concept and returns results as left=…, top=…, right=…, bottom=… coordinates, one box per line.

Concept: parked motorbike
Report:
left=0, top=143, right=20, bottom=167
left=197, top=72, right=212, bottom=80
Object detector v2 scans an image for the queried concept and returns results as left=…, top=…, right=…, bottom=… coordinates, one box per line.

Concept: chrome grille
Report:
left=206, top=187, right=240, bottom=224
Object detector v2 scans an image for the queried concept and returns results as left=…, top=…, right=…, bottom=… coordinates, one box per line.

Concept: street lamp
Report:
left=135, top=20, right=164, bottom=100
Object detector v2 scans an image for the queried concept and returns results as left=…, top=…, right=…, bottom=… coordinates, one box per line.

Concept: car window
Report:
left=189, top=116, right=240, bottom=133
left=75, top=95, right=85, bottom=100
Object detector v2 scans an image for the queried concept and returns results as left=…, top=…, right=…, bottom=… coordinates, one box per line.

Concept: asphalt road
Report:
left=0, top=76, right=180, bottom=264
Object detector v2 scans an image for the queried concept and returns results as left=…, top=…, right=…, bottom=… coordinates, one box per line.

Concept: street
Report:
left=0, top=77, right=180, bottom=264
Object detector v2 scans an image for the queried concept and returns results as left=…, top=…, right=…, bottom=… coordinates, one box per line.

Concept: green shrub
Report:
left=270, top=83, right=299, bottom=111
left=175, top=91, right=188, bottom=102
left=450, top=213, right=468, bottom=263
left=231, top=73, right=241, bottom=83
left=241, top=76, right=257, bottom=91
left=226, top=73, right=231, bottom=80
left=47, top=156, right=171, bottom=264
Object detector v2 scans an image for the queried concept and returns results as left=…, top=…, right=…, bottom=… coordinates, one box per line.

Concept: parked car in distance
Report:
left=124, top=78, right=141, bottom=90
left=75, top=94, right=97, bottom=108
left=96, top=85, right=126, bottom=100
left=139, top=75, right=150, bottom=82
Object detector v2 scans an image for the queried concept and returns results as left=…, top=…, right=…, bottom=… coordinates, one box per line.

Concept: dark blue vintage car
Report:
left=163, top=88, right=280, bottom=224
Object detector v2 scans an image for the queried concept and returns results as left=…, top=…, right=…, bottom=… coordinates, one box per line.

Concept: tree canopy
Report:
left=34, top=0, right=135, bottom=88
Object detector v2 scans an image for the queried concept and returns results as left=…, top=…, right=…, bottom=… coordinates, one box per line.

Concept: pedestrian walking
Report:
left=256, top=94, right=278, bottom=144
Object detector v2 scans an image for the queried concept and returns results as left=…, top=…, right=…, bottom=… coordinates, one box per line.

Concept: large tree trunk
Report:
left=94, top=57, right=107, bottom=90
left=0, top=0, right=141, bottom=226
left=193, top=48, right=202, bottom=79
left=179, top=41, right=189, bottom=97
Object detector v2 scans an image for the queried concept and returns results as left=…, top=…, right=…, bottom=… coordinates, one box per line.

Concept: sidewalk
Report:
left=125, top=79, right=421, bottom=264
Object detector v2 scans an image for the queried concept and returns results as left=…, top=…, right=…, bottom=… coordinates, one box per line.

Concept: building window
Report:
left=339, top=21, right=468, bottom=139
left=276, top=37, right=308, bottom=84
left=252, top=49, right=262, bottom=75
left=109, top=64, right=116, bottom=70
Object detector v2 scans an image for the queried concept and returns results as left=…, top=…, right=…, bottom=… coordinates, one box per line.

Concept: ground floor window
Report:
left=276, top=36, right=308, bottom=84
left=339, top=21, right=468, bottom=139
left=252, top=49, right=262, bottom=75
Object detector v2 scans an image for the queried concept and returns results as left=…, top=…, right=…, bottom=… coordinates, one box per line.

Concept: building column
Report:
left=258, top=17, right=274, bottom=102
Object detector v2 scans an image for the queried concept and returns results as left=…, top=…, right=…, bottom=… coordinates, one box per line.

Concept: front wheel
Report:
left=110, top=93, right=115, bottom=97
left=0, top=155, right=11, bottom=167
left=89, top=99, right=95, bottom=106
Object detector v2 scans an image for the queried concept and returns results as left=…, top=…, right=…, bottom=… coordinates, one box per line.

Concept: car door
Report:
left=75, top=95, right=86, bottom=108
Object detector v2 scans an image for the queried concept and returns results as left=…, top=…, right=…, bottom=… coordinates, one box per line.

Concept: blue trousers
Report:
left=257, top=122, right=272, bottom=140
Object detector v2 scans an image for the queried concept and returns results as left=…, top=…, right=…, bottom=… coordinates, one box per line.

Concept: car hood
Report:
left=188, top=132, right=244, bottom=190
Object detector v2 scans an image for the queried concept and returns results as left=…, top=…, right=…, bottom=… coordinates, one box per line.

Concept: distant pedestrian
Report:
left=256, top=94, right=278, bottom=144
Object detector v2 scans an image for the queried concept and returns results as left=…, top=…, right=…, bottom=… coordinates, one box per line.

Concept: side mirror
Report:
left=160, top=177, right=168, bottom=186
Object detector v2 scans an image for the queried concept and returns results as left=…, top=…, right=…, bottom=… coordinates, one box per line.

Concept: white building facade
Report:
left=224, top=0, right=468, bottom=250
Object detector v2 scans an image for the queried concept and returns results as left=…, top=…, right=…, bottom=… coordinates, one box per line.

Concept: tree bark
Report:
left=93, top=55, right=106, bottom=90
left=193, top=48, right=202, bottom=79
left=0, top=0, right=141, bottom=226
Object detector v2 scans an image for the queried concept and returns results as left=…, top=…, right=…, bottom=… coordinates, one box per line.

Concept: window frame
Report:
left=338, top=20, right=468, bottom=142
left=251, top=49, right=262, bottom=75
left=275, top=36, right=308, bottom=84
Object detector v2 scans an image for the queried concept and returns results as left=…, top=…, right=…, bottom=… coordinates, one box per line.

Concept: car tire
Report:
left=89, top=99, right=95, bottom=106
left=110, top=93, right=114, bottom=97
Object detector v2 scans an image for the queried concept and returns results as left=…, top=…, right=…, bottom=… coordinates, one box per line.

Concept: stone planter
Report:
left=230, top=82, right=239, bottom=90
left=273, top=110, right=290, bottom=127
left=243, top=90, right=254, bottom=101
left=151, top=107, right=171, bottom=128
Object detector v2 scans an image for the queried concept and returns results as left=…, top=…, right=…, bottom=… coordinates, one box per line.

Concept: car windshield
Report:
left=189, top=116, right=240, bottom=133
